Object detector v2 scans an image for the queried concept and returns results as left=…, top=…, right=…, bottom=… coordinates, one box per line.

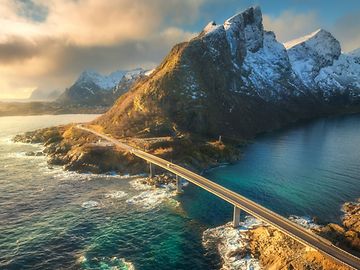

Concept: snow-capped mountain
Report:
left=75, top=69, right=125, bottom=90
left=285, top=29, right=341, bottom=89
left=113, top=68, right=146, bottom=97
left=95, top=6, right=360, bottom=139
left=57, top=68, right=146, bottom=106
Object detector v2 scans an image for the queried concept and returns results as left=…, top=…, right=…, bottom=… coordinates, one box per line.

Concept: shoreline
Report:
left=11, top=114, right=360, bottom=269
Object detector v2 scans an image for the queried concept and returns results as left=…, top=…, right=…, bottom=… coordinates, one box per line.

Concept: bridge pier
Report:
left=232, top=206, right=241, bottom=228
left=175, top=175, right=182, bottom=194
left=149, top=163, right=154, bottom=178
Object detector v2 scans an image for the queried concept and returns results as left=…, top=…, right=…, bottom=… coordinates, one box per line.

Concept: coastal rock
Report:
left=14, top=125, right=241, bottom=175
left=203, top=216, right=352, bottom=270
left=248, top=226, right=350, bottom=270
left=320, top=199, right=360, bottom=252
left=25, top=151, right=44, bottom=157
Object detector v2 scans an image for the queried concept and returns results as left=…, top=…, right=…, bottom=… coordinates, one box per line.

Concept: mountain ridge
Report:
left=95, top=6, right=360, bottom=140
left=57, top=68, right=146, bottom=106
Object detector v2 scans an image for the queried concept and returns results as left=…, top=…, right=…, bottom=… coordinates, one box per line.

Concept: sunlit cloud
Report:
left=263, top=10, right=320, bottom=43
left=0, top=0, right=202, bottom=99
left=0, top=1, right=358, bottom=99
left=263, top=9, right=360, bottom=53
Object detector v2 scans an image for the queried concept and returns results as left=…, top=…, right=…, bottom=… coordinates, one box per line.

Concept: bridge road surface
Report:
left=77, top=125, right=360, bottom=270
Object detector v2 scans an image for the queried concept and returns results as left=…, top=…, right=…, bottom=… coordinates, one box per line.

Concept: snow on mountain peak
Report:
left=75, top=69, right=126, bottom=90
left=285, top=29, right=341, bottom=62
left=284, top=29, right=323, bottom=49
left=285, top=29, right=341, bottom=87
left=349, top=48, right=360, bottom=59
left=224, top=6, right=262, bottom=29
left=224, top=6, right=263, bottom=54
left=203, top=21, right=219, bottom=34
left=202, top=6, right=263, bottom=58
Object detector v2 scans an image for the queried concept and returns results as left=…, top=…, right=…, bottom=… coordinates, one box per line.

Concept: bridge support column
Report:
left=232, top=206, right=241, bottom=228
left=149, top=163, right=154, bottom=178
left=175, top=175, right=182, bottom=194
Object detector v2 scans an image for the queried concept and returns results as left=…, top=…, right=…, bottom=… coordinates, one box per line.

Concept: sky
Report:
left=0, top=0, right=359, bottom=100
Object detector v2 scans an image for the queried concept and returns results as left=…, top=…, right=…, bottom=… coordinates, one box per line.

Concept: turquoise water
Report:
left=0, top=114, right=359, bottom=269
left=201, top=114, right=360, bottom=225
left=0, top=115, right=219, bottom=270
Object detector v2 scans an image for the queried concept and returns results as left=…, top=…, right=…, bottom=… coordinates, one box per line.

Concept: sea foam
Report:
left=79, top=255, right=135, bottom=270
left=126, top=188, right=177, bottom=210
left=81, top=200, right=101, bottom=209
left=202, top=216, right=263, bottom=270
left=105, top=191, right=128, bottom=199
left=289, top=215, right=321, bottom=230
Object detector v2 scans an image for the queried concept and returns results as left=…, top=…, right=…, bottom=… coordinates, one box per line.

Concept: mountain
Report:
left=94, top=6, right=359, bottom=140
left=29, top=88, right=63, bottom=101
left=57, top=68, right=146, bottom=106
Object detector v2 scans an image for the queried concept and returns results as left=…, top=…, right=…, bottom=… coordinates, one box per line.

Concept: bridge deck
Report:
left=77, top=125, right=360, bottom=270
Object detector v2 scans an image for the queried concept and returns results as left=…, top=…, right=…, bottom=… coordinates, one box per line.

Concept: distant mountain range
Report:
left=27, top=68, right=150, bottom=106
left=56, top=68, right=148, bottom=106
left=94, top=6, right=360, bottom=139
left=29, top=88, right=64, bottom=101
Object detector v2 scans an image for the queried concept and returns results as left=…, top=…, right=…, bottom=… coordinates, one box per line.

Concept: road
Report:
left=77, top=125, right=360, bottom=270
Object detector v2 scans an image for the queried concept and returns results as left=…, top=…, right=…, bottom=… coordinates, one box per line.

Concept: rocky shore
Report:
left=319, top=199, right=360, bottom=255
left=247, top=225, right=351, bottom=270
left=203, top=200, right=360, bottom=270
left=13, top=125, right=359, bottom=269
left=13, top=124, right=242, bottom=175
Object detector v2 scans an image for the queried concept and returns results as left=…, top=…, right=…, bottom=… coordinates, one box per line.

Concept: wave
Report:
left=78, top=255, right=135, bottom=270
left=202, top=214, right=324, bottom=269
left=81, top=200, right=101, bottom=209
left=105, top=191, right=128, bottom=199
left=288, top=215, right=321, bottom=230
left=129, top=178, right=153, bottom=190
left=0, top=136, right=16, bottom=145
left=126, top=185, right=178, bottom=210
left=202, top=216, right=262, bottom=270
left=5, top=151, right=45, bottom=159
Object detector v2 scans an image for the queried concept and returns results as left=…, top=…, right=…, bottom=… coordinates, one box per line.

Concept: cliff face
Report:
left=95, top=6, right=360, bottom=140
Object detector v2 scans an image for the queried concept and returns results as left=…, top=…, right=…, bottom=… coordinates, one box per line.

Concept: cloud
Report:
left=263, top=10, right=320, bottom=43
left=0, top=0, right=203, bottom=99
left=332, top=10, right=360, bottom=52
left=263, top=9, right=360, bottom=52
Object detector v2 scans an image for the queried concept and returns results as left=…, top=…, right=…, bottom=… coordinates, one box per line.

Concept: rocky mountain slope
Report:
left=95, top=6, right=360, bottom=140
left=57, top=68, right=146, bottom=106
left=17, top=6, right=360, bottom=173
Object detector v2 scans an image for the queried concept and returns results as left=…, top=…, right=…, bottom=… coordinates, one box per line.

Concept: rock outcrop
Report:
left=320, top=200, right=360, bottom=254
left=248, top=226, right=351, bottom=270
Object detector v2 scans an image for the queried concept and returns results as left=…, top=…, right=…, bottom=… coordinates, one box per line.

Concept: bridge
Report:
left=77, top=125, right=360, bottom=270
